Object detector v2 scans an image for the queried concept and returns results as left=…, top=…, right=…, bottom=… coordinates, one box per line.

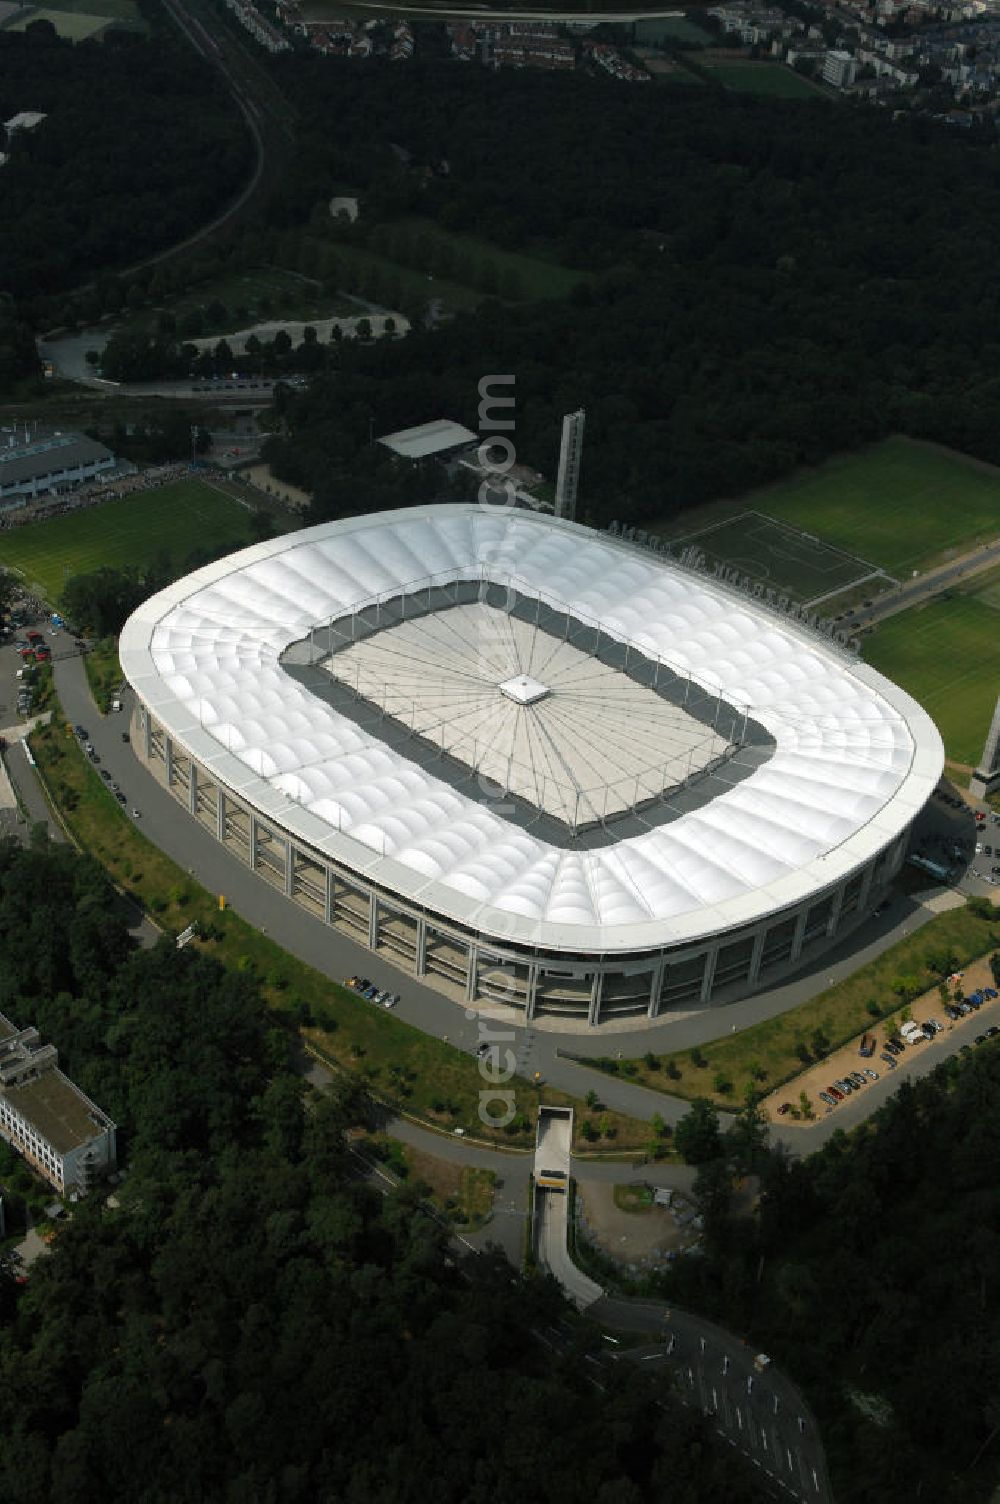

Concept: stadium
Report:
left=119, top=505, right=944, bottom=1028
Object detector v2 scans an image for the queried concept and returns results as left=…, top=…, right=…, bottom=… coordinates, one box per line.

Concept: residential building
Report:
left=0, top=1016, right=116, bottom=1196
left=823, top=48, right=858, bottom=86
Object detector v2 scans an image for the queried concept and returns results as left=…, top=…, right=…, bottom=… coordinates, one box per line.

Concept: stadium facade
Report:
left=120, top=506, right=943, bottom=1028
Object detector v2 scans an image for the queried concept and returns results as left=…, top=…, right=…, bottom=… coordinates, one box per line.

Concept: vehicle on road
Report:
left=819, top=1091, right=837, bottom=1107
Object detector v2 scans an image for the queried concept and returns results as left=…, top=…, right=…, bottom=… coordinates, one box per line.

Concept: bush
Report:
left=665, top=1058, right=681, bottom=1080
left=690, top=1046, right=707, bottom=1068
left=643, top=1051, right=660, bottom=1071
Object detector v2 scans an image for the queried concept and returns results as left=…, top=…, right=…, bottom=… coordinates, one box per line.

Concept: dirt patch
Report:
left=575, top=1181, right=701, bottom=1275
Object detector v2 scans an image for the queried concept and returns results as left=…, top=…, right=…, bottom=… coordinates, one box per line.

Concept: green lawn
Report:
left=659, top=438, right=1000, bottom=580
left=132, top=267, right=356, bottom=341
left=699, top=61, right=823, bottom=99
left=394, top=216, right=591, bottom=303
left=865, top=569, right=1000, bottom=765
left=1, top=481, right=257, bottom=606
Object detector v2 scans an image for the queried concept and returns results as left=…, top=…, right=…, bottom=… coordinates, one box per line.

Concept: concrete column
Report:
left=699, top=945, right=719, bottom=1004
left=647, top=962, right=664, bottom=1020
left=464, top=946, right=478, bottom=1003
left=587, top=971, right=604, bottom=1028
left=415, top=917, right=427, bottom=976
left=324, top=867, right=334, bottom=925
left=789, top=908, right=809, bottom=964
left=858, top=860, right=875, bottom=910
left=285, top=842, right=295, bottom=899
left=747, top=928, right=766, bottom=986
left=164, top=737, right=173, bottom=788
left=248, top=819, right=257, bottom=870
left=217, top=790, right=226, bottom=843
left=524, top=964, right=539, bottom=1022
left=188, top=763, right=198, bottom=816
left=368, top=894, right=378, bottom=951
left=826, top=883, right=845, bottom=938
left=142, top=708, right=151, bottom=760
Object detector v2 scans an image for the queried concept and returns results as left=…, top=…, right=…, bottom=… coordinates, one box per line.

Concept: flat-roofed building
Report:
left=0, top=431, right=122, bottom=508
left=0, top=1015, right=116, bottom=1195
left=377, top=419, right=477, bottom=462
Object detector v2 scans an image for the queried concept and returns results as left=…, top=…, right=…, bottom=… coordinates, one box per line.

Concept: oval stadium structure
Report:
left=120, top=505, right=943, bottom=1027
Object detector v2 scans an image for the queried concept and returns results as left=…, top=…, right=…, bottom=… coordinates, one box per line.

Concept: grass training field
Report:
left=675, top=510, right=880, bottom=604
left=0, top=480, right=257, bottom=605
left=657, top=438, right=1000, bottom=583
left=696, top=61, right=822, bottom=98
left=865, top=565, right=1000, bottom=766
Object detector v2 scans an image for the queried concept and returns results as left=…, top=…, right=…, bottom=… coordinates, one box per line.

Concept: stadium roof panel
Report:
left=120, top=507, right=943, bottom=955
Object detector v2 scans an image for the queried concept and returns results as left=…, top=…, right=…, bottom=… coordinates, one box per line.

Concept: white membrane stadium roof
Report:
left=120, top=506, right=944, bottom=956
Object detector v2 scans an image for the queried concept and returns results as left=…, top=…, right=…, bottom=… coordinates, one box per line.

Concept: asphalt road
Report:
left=602, top=1303, right=831, bottom=1504
left=845, top=536, right=1000, bottom=630
left=49, top=647, right=991, bottom=1159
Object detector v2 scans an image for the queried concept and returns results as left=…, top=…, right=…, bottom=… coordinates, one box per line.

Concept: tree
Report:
left=725, top=1085, right=769, bottom=1172
left=674, top=1098, right=722, bottom=1165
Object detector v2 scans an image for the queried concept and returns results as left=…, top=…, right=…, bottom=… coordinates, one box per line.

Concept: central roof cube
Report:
left=499, top=674, right=550, bottom=706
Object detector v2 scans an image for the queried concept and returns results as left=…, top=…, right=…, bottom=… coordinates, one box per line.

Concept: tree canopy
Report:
left=0, top=837, right=761, bottom=1503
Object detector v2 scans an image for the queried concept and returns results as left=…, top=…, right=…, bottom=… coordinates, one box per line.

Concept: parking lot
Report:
left=765, top=951, right=1000, bottom=1126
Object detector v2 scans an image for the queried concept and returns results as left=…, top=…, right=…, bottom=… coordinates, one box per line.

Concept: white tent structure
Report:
left=121, top=506, right=943, bottom=1026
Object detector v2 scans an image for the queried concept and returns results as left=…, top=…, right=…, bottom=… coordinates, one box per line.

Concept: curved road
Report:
left=45, top=647, right=976, bottom=1161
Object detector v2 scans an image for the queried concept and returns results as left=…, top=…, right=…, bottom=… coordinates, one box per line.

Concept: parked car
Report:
left=986, top=1026, right=999, bottom=1038
left=382, top=994, right=399, bottom=1009
left=975, top=1034, right=987, bottom=1046
left=984, top=987, right=998, bottom=1000
left=819, top=1092, right=837, bottom=1108
left=863, top=1068, right=879, bottom=1081
left=114, top=792, right=126, bottom=805
left=777, top=1102, right=792, bottom=1116
left=827, top=1086, right=845, bottom=1102
left=879, top=1052, right=897, bottom=1068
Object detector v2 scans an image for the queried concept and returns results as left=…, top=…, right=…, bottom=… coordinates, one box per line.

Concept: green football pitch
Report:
left=659, top=438, right=1000, bottom=584
left=0, top=481, right=259, bottom=606
left=673, top=510, right=878, bottom=605
left=864, top=567, right=1000, bottom=767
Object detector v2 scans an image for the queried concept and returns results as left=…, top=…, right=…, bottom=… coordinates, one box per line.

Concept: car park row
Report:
left=345, top=976, right=399, bottom=1009
left=813, top=995, right=999, bottom=1111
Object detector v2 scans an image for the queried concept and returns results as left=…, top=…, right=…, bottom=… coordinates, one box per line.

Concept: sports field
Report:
left=864, top=567, right=1000, bottom=767
left=0, top=481, right=258, bottom=605
left=658, top=439, right=1000, bottom=582
left=696, top=61, right=821, bottom=99
left=674, top=510, right=881, bottom=604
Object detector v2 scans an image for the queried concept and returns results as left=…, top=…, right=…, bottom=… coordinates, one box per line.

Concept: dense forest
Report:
left=246, top=60, right=1000, bottom=526
left=0, top=836, right=761, bottom=1503
left=665, top=1065, right=1000, bottom=1503
left=0, top=26, right=252, bottom=303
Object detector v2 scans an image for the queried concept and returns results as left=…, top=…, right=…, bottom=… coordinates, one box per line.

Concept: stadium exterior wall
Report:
left=131, top=701, right=911, bottom=1027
